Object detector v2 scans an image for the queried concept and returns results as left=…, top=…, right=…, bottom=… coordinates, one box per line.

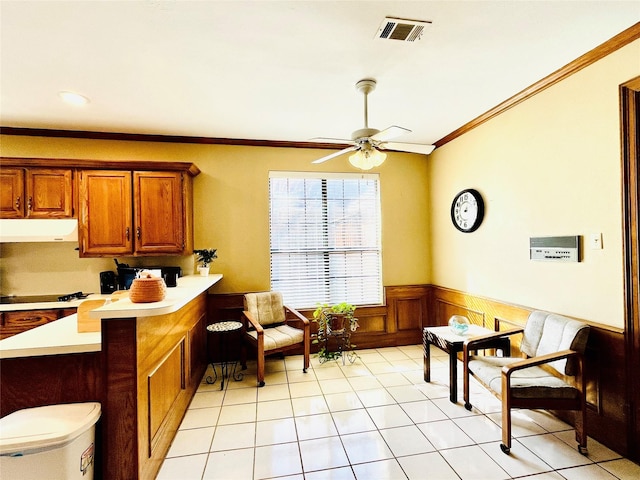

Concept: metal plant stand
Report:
left=318, top=321, right=357, bottom=366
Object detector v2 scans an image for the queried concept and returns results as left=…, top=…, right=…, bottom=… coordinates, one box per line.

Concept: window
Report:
left=269, top=171, right=382, bottom=309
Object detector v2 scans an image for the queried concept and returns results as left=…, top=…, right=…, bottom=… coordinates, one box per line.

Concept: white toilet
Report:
left=0, top=402, right=101, bottom=480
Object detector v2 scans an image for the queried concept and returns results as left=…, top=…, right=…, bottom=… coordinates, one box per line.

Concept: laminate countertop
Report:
left=0, top=274, right=222, bottom=359
left=0, top=293, right=111, bottom=312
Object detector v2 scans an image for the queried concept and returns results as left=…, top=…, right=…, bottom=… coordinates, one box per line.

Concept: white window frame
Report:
left=269, top=171, right=383, bottom=309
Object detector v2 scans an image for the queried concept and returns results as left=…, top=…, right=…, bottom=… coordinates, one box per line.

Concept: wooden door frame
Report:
left=620, top=76, right=640, bottom=461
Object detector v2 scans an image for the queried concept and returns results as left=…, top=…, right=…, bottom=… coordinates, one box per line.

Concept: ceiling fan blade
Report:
left=309, top=137, right=353, bottom=144
left=379, top=142, right=435, bottom=155
left=312, top=146, right=358, bottom=164
left=370, top=125, right=411, bottom=142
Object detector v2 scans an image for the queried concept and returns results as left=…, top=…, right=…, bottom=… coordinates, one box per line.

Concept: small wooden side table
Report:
left=423, top=325, right=511, bottom=403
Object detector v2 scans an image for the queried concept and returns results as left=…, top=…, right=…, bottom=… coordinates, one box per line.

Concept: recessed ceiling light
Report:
left=59, top=91, right=90, bottom=106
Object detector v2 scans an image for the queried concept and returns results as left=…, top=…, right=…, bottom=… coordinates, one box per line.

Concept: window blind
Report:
left=269, top=171, right=382, bottom=309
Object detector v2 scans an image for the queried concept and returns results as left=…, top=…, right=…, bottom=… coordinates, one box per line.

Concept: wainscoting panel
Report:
left=429, top=285, right=629, bottom=457
left=208, top=285, right=629, bottom=457
left=434, top=298, right=486, bottom=328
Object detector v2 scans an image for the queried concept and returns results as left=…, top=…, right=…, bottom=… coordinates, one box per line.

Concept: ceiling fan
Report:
left=312, top=79, right=435, bottom=170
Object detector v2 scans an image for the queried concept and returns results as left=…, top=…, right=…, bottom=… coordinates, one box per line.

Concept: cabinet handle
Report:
left=126, top=227, right=130, bottom=241
left=15, top=196, right=21, bottom=210
left=136, top=227, right=141, bottom=239
left=27, top=196, right=33, bottom=211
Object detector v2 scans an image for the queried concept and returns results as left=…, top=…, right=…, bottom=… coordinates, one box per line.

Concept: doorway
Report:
left=620, top=76, right=640, bottom=462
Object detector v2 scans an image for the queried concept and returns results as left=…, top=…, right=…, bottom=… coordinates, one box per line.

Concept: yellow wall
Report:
left=428, top=39, right=640, bottom=327
left=0, top=138, right=431, bottom=296
left=2, top=39, right=637, bottom=326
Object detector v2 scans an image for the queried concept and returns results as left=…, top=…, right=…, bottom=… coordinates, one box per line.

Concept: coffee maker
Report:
left=99, top=271, right=118, bottom=294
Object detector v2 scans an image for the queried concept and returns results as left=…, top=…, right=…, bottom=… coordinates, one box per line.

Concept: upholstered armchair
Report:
left=462, top=311, right=590, bottom=455
left=242, top=291, right=310, bottom=387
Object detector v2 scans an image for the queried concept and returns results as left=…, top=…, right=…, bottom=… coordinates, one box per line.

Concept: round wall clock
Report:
left=451, top=189, right=484, bottom=233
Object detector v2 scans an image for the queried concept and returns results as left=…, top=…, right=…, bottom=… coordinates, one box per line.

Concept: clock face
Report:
left=451, top=189, right=484, bottom=233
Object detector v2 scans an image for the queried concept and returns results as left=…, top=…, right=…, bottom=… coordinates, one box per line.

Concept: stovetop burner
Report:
left=0, top=291, right=92, bottom=304
left=57, top=291, right=91, bottom=302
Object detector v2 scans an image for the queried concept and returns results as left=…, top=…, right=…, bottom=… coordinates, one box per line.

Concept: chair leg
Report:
left=303, top=326, right=310, bottom=373
left=256, top=342, right=265, bottom=387
left=576, top=363, right=588, bottom=455
left=575, top=403, right=588, bottom=455
left=257, top=357, right=264, bottom=387
left=500, top=406, right=512, bottom=454
left=501, top=377, right=512, bottom=454
left=303, top=338, right=310, bottom=373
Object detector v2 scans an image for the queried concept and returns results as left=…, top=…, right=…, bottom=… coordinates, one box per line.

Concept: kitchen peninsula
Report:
left=0, top=274, right=222, bottom=480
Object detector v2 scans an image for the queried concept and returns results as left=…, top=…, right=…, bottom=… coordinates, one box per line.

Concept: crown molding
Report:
left=0, top=127, right=349, bottom=151
left=2, top=23, right=638, bottom=151
left=434, top=22, right=640, bottom=148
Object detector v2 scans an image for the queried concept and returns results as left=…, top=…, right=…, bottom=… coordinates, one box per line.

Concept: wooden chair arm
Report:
left=284, top=305, right=310, bottom=328
left=243, top=310, right=264, bottom=335
left=463, top=327, right=523, bottom=354
left=502, top=349, right=579, bottom=378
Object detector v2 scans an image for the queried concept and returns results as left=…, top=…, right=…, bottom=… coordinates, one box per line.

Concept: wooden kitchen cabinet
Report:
left=134, top=171, right=186, bottom=255
left=0, top=168, right=23, bottom=218
left=0, top=168, right=73, bottom=219
left=0, top=307, right=77, bottom=340
left=78, top=170, right=133, bottom=256
left=78, top=169, right=193, bottom=257
left=101, top=291, right=208, bottom=480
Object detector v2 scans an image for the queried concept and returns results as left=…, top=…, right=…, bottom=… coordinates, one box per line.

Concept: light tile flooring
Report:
left=157, top=345, right=640, bottom=480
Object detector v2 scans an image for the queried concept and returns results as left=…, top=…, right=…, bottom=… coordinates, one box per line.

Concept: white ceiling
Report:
left=1, top=1, right=638, bottom=148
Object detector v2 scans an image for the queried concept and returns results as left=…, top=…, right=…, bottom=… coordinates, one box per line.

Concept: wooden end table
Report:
left=423, top=325, right=511, bottom=403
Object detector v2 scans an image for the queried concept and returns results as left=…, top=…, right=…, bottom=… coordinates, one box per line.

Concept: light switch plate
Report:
left=589, top=233, right=603, bottom=250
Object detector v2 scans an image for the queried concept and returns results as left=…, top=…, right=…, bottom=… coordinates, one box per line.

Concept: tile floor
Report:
left=157, top=345, right=640, bottom=480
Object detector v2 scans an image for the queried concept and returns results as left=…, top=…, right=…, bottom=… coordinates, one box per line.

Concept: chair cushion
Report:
left=520, top=311, right=590, bottom=375
left=244, top=292, right=286, bottom=327
left=247, top=324, right=304, bottom=351
left=468, top=356, right=580, bottom=400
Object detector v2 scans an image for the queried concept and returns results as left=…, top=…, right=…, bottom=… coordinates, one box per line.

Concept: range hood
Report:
left=0, top=219, right=79, bottom=243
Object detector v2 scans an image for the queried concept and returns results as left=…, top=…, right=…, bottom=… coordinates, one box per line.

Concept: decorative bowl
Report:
left=448, top=315, right=470, bottom=335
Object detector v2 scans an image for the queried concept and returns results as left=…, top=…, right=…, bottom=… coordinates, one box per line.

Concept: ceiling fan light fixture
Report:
left=349, top=145, right=386, bottom=170
left=311, top=78, right=434, bottom=165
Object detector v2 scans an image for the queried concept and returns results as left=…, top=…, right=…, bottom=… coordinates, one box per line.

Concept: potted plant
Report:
left=193, top=249, right=217, bottom=276
left=312, top=302, right=359, bottom=363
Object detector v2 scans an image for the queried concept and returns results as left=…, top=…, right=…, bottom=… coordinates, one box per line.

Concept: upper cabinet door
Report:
left=0, top=168, right=25, bottom=218
left=78, top=170, right=133, bottom=257
left=26, top=168, right=74, bottom=218
left=133, top=171, right=184, bottom=254
left=0, top=168, right=73, bottom=219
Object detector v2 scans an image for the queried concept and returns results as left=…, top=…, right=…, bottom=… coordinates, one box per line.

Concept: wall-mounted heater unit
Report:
left=530, top=236, right=580, bottom=262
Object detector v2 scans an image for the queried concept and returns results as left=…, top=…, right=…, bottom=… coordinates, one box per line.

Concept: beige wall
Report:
left=2, top=39, right=636, bottom=325
left=428, top=39, right=640, bottom=327
left=0, top=138, right=431, bottom=296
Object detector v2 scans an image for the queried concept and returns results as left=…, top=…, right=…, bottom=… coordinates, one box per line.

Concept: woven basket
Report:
left=129, top=274, right=166, bottom=303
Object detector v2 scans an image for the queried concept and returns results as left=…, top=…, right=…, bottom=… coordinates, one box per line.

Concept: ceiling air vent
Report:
left=376, top=17, right=431, bottom=42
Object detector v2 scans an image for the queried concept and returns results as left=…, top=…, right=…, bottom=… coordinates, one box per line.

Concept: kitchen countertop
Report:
left=0, top=313, right=101, bottom=359
left=0, top=274, right=223, bottom=359
left=0, top=293, right=111, bottom=312
left=89, top=274, right=222, bottom=319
